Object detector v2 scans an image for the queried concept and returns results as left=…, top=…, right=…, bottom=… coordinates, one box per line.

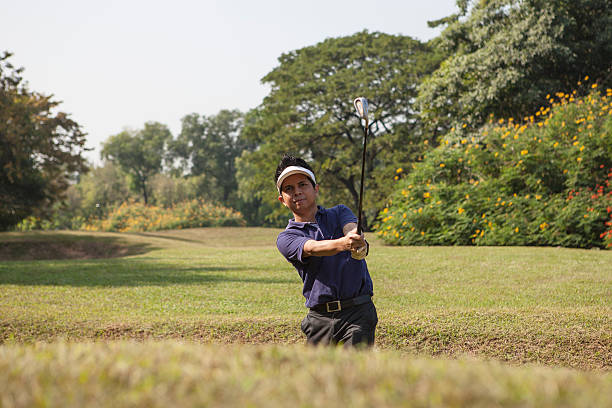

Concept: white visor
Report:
left=276, top=166, right=317, bottom=193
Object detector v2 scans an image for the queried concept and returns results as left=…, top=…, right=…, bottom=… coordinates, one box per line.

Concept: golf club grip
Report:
left=357, top=123, right=368, bottom=235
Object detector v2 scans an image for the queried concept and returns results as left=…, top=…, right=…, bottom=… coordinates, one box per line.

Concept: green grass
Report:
left=2, top=341, right=611, bottom=408
left=1, top=228, right=611, bottom=370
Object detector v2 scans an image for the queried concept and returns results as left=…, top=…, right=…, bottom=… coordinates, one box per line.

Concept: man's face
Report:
left=278, top=173, right=319, bottom=216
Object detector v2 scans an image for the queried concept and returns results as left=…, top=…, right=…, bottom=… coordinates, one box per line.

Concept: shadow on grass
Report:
left=131, top=232, right=203, bottom=244
left=0, top=259, right=294, bottom=287
left=0, top=234, right=156, bottom=261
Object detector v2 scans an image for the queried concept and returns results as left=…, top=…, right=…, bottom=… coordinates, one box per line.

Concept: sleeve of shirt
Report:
left=277, top=230, right=311, bottom=264
left=337, top=204, right=358, bottom=229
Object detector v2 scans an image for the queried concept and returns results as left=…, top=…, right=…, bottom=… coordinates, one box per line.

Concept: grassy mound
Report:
left=1, top=342, right=610, bottom=408
left=0, top=233, right=153, bottom=260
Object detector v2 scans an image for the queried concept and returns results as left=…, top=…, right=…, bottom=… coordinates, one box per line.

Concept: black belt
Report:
left=311, top=295, right=372, bottom=313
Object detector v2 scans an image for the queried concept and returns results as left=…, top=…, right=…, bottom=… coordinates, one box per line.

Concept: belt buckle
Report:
left=326, top=300, right=341, bottom=312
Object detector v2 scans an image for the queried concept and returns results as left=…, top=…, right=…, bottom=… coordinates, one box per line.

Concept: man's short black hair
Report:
left=275, top=154, right=316, bottom=188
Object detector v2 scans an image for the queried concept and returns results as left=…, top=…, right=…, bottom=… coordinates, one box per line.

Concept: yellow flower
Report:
left=396, top=168, right=403, bottom=173
left=458, top=208, right=465, bottom=214
left=521, top=149, right=528, bottom=155
left=423, top=192, right=430, bottom=198
left=515, top=227, right=519, bottom=233
left=584, top=75, right=589, bottom=81
left=540, top=222, right=548, bottom=230
left=439, top=163, right=445, bottom=168
left=592, top=83, right=598, bottom=89
left=577, top=157, right=582, bottom=162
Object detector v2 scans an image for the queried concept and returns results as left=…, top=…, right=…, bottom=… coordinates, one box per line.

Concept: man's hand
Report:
left=344, top=227, right=368, bottom=260
left=342, top=230, right=366, bottom=251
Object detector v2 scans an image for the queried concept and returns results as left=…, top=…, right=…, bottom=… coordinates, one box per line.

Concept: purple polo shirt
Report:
left=276, top=205, right=374, bottom=308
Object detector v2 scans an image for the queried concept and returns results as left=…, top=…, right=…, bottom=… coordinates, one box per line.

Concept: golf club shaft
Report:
left=357, top=121, right=368, bottom=235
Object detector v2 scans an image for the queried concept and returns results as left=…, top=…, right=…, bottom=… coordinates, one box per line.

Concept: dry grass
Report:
left=1, top=341, right=611, bottom=408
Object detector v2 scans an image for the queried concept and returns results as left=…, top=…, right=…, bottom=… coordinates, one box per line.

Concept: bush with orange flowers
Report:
left=82, top=199, right=246, bottom=232
left=376, top=84, right=612, bottom=248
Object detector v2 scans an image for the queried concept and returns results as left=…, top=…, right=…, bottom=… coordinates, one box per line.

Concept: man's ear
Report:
left=278, top=194, right=287, bottom=207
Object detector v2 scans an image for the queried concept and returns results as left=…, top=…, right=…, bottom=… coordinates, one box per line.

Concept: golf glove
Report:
left=350, top=241, right=369, bottom=260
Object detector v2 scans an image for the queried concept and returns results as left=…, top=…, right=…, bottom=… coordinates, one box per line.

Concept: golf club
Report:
left=353, top=97, right=369, bottom=235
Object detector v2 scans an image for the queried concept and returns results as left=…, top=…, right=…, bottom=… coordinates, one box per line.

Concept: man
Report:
left=275, top=154, right=377, bottom=347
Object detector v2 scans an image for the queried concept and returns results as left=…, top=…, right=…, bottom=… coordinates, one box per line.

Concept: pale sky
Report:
left=2, top=0, right=458, bottom=164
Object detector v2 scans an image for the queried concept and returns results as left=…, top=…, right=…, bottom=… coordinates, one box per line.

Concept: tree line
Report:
left=2, top=0, right=611, bottom=232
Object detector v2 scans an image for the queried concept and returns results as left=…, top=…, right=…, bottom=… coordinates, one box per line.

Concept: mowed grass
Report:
left=2, top=342, right=611, bottom=408
left=1, top=228, right=611, bottom=370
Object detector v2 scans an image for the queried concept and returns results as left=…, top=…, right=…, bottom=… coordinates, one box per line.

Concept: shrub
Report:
left=376, top=85, right=612, bottom=248
left=82, top=199, right=246, bottom=232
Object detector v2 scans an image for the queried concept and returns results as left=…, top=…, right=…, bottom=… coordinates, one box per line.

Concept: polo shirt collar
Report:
left=286, top=206, right=326, bottom=229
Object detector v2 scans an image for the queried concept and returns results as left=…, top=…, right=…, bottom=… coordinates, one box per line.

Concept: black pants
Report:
left=300, top=301, right=378, bottom=348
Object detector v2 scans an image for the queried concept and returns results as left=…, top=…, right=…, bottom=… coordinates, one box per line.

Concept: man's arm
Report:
left=302, top=222, right=366, bottom=258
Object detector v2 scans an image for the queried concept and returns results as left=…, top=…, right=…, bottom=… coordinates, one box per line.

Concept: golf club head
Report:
left=353, top=97, right=369, bottom=121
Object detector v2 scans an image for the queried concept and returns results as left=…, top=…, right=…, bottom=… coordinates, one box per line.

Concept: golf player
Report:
left=275, top=154, right=377, bottom=347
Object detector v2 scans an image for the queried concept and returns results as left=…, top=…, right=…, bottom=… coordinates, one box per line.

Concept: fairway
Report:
left=1, top=228, right=610, bottom=370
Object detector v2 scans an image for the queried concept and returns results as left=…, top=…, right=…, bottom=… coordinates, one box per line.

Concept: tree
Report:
left=76, top=162, right=131, bottom=218
left=101, top=122, right=171, bottom=204
left=418, top=0, right=612, bottom=131
left=169, top=109, right=249, bottom=205
left=237, top=31, right=443, bottom=227
left=0, top=52, right=88, bottom=230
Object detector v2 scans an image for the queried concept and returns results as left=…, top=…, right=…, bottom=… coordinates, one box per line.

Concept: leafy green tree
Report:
left=418, top=0, right=612, bottom=131
left=0, top=52, right=88, bottom=230
left=76, top=162, right=132, bottom=218
left=101, top=122, right=172, bottom=204
left=237, top=31, right=443, bottom=227
left=169, top=109, right=248, bottom=205
left=149, top=173, right=200, bottom=208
